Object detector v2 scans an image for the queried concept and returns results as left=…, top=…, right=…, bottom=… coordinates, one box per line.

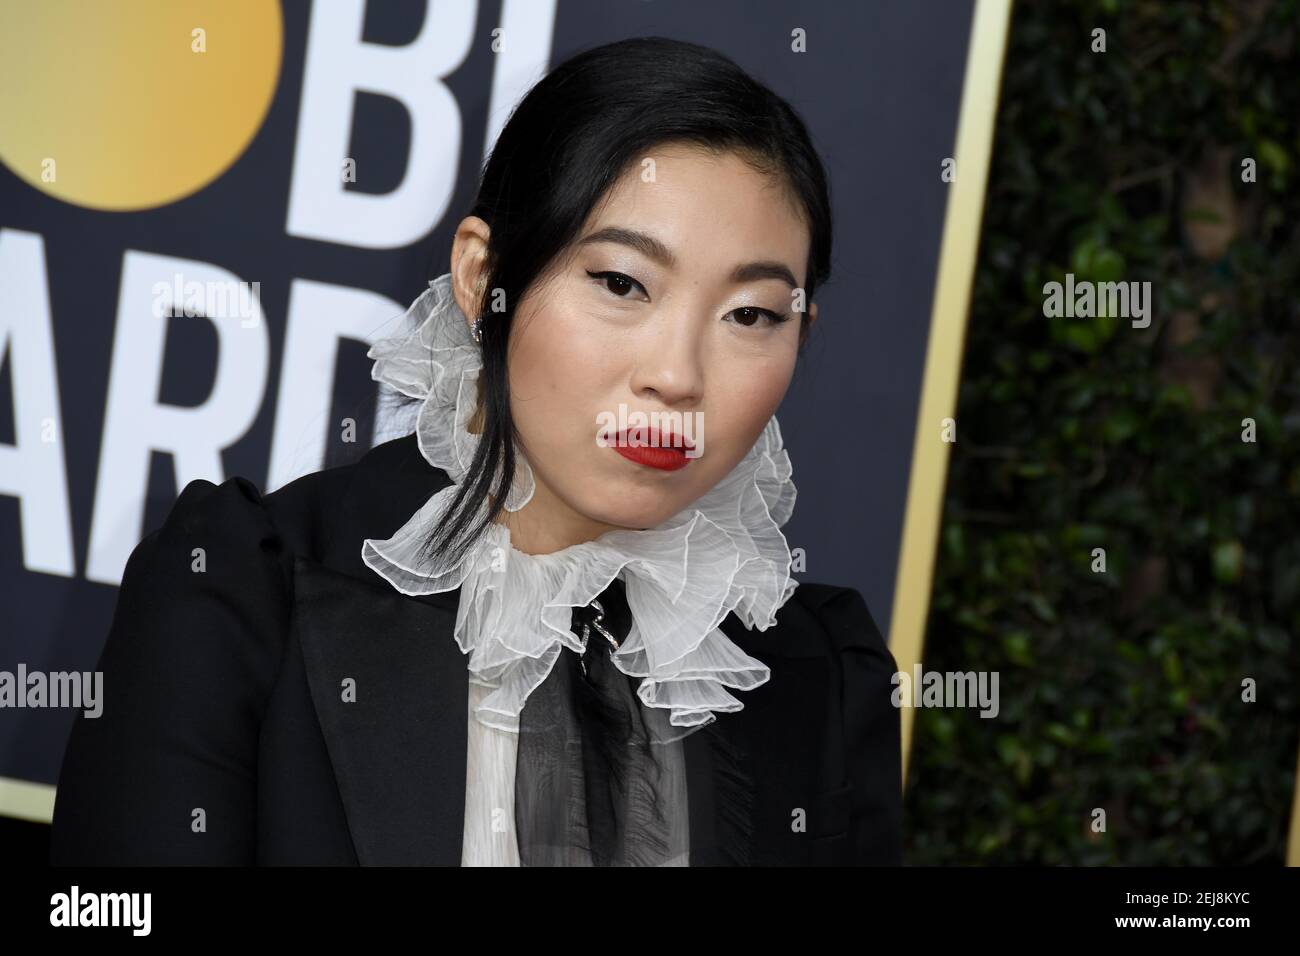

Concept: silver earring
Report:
left=470, top=316, right=485, bottom=344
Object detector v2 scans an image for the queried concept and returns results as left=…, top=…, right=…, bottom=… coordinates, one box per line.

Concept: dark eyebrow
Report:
left=731, top=260, right=799, bottom=290
left=577, top=226, right=800, bottom=289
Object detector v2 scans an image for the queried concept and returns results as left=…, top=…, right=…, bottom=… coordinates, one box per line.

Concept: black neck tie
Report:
left=512, top=576, right=690, bottom=866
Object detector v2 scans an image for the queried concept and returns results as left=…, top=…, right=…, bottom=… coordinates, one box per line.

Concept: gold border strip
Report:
left=892, top=0, right=1013, bottom=786
left=1288, top=731, right=1300, bottom=864
left=0, top=776, right=56, bottom=824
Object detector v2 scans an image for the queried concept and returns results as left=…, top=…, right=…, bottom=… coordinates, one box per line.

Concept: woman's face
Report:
left=459, top=144, right=816, bottom=550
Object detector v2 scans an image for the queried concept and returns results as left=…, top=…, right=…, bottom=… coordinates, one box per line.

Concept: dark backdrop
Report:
left=0, top=0, right=972, bottom=856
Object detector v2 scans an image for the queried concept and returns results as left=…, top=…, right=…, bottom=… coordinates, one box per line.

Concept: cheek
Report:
left=505, top=300, right=616, bottom=445
left=708, top=351, right=795, bottom=451
left=506, top=327, right=562, bottom=448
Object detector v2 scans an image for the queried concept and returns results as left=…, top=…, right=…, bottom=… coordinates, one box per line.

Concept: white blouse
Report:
left=461, top=680, right=521, bottom=865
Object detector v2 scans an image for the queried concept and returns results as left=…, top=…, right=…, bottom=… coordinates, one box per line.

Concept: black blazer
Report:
left=50, top=433, right=902, bottom=866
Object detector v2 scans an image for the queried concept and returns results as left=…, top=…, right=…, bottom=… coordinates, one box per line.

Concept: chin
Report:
left=578, top=489, right=684, bottom=534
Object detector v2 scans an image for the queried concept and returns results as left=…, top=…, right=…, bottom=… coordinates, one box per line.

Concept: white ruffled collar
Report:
left=361, top=273, right=799, bottom=738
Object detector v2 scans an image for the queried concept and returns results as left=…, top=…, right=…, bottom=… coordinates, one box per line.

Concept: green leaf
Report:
left=944, top=523, right=966, bottom=563
left=1003, top=630, right=1035, bottom=666
left=1257, top=139, right=1289, bottom=176
left=1162, top=651, right=1184, bottom=685
left=1022, top=592, right=1057, bottom=622
left=1015, top=461, right=1049, bottom=478
left=1103, top=408, right=1141, bottom=443
left=1211, top=540, right=1244, bottom=584
left=1071, top=237, right=1126, bottom=282
left=1046, top=722, right=1076, bottom=746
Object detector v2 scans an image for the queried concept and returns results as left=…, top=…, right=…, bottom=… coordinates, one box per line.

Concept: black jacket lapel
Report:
left=293, top=553, right=468, bottom=865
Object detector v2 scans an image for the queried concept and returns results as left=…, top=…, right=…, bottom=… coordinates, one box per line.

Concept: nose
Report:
left=628, top=309, right=705, bottom=407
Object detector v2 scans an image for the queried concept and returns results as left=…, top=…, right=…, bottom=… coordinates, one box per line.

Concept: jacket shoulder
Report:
left=788, top=583, right=903, bottom=864
left=792, top=583, right=892, bottom=658
left=260, top=433, right=450, bottom=568
left=51, top=473, right=294, bottom=863
left=725, top=581, right=891, bottom=663
left=50, top=435, right=445, bottom=864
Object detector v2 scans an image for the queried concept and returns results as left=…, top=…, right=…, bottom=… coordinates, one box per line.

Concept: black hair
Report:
left=412, top=35, right=833, bottom=570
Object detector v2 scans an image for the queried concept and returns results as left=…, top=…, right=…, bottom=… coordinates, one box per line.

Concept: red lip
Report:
left=608, top=427, right=694, bottom=471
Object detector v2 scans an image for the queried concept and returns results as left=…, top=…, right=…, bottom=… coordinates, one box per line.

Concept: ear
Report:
left=450, top=216, right=492, bottom=327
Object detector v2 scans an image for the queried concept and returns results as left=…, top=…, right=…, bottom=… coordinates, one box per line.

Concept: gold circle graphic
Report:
left=0, top=1, right=282, bottom=211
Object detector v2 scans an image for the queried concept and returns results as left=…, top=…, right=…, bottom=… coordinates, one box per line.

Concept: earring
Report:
left=471, top=316, right=485, bottom=344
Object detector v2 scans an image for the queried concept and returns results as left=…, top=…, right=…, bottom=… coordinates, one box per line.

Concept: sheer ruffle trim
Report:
left=361, top=272, right=800, bottom=735
left=366, top=272, right=536, bottom=511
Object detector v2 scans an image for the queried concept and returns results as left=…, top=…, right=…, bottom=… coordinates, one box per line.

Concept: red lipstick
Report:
left=608, top=427, right=694, bottom=472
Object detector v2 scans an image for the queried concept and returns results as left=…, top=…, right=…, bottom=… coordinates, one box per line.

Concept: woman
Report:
left=50, top=36, right=902, bottom=866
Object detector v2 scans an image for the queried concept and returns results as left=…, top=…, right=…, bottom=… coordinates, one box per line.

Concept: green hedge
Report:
left=903, top=0, right=1300, bottom=864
